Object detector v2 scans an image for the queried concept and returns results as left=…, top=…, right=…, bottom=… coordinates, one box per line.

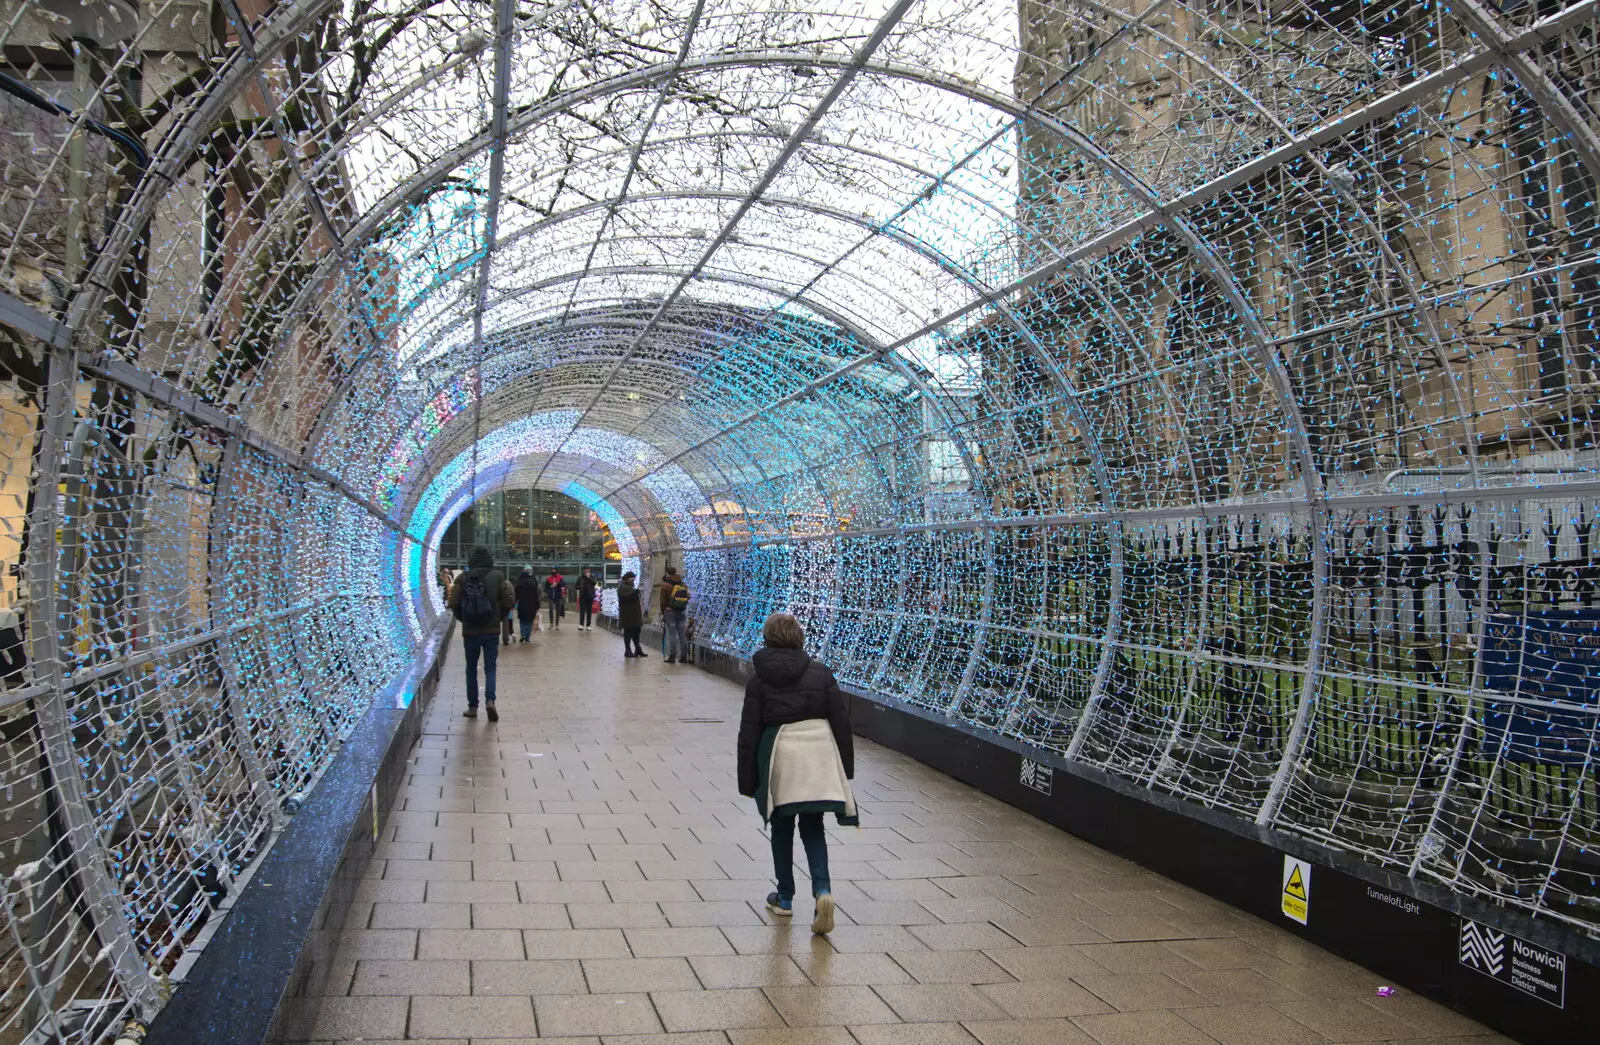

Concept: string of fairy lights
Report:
left=0, top=0, right=1598, bottom=1037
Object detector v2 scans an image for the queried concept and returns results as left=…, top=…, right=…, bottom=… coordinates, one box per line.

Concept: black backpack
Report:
left=457, top=571, right=497, bottom=627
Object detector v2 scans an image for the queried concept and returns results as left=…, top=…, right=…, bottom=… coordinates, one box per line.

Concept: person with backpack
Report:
left=448, top=546, right=515, bottom=721
left=514, top=568, right=541, bottom=642
left=616, top=571, right=646, bottom=657
left=545, top=569, right=567, bottom=630
left=737, top=612, right=855, bottom=935
left=659, top=566, right=690, bottom=664
left=575, top=567, right=598, bottom=632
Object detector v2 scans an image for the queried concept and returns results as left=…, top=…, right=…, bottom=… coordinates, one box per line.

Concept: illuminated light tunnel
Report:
left=3, top=0, right=1600, bottom=1037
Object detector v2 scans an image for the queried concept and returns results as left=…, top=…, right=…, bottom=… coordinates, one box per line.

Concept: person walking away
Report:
left=659, top=568, right=690, bottom=663
left=448, top=546, right=515, bottom=722
left=515, top=568, right=541, bottom=642
left=737, top=612, right=855, bottom=934
left=576, top=567, right=598, bottom=631
left=616, top=571, right=647, bottom=657
left=545, top=569, right=567, bottom=629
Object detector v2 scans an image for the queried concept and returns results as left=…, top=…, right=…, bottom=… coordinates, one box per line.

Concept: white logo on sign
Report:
left=1019, top=758, right=1052, bottom=795
left=1460, top=921, right=1506, bottom=976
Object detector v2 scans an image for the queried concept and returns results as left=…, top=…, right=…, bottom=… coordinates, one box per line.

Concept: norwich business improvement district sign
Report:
left=1460, top=918, right=1567, bottom=1008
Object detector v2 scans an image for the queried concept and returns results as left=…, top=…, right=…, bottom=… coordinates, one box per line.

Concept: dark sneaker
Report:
left=486, top=704, right=499, bottom=722
left=811, top=892, right=834, bottom=935
left=463, top=707, right=478, bottom=719
left=666, top=656, right=676, bottom=664
left=766, top=892, right=793, bottom=917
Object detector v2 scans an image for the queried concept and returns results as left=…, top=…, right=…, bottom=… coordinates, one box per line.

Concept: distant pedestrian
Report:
left=448, top=546, right=515, bottom=722
left=616, top=571, right=646, bottom=658
left=545, top=569, right=567, bottom=629
left=436, top=563, right=452, bottom=594
left=658, top=566, right=690, bottom=663
left=737, top=612, right=854, bottom=935
left=515, top=568, right=541, bottom=642
left=576, top=567, right=598, bottom=632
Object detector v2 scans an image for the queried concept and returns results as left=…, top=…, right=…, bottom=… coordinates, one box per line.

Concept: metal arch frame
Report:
left=360, top=260, right=931, bottom=456
left=287, top=109, right=1031, bottom=364
left=40, top=0, right=1600, bottom=870
left=390, top=402, right=733, bottom=533
left=459, top=0, right=521, bottom=525
left=83, top=0, right=1160, bottom=361
left=413, top=451, right=672, bottom=555
left=243, top=39, right=1528, bottom=471
left=64, top=0, right=347, bottom=336
left=381, top=303, right=903, bottom=532
left=66, top=4, right=1583, bottom=363
left=383, top=187, right=1019, bottom=362
left=374, top=279, right=986, bottom=686
left=530, top=0, right=922, bottom=490
left=23, top=341, right=165, bottom=1018
left=251, top=51, right=1338, bottom=511
left=377, top=311, right=865, bottom=463
left=1452, top=0, right=1600, bottom=186
left=554, top=0, right=710, bottom=328
left=394, top=401, right=746, bottom=536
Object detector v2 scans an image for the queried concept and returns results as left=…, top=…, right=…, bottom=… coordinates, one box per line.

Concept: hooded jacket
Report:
left=658, top=571, right=683, bottom=615
left=448, top=548, right=516, bottom=637
left=737, top=647, right=852, bottom=798
left=514, top=571, right=542, bottom=618
left=615, top=577, right=644, bottom=629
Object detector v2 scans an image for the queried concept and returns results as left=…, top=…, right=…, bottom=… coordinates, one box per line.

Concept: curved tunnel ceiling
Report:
left=4, top=0, right=1600, bottom=1029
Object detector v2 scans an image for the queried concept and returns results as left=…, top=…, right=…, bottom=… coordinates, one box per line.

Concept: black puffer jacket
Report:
left=515, top=572, right=541, bottom=619
left=737, top=647, right=853, bottom=797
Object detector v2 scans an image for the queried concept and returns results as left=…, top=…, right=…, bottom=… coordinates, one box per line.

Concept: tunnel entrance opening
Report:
left=437, top=487, right=616, bottom=579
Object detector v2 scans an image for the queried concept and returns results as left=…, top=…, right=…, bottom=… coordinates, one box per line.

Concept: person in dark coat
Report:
left=615, top=571, right=646, bottom=658
left=737, top=612, right=853, bottom=935
left=576, top=567, right=598, bottom=632
left=447, top=546, right=515, bottom=721
left=514, top=569, right=541, bottom=642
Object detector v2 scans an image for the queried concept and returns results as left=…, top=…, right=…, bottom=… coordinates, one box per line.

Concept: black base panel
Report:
left=146, top=621, right=452, bottom=1045
left=850, top=693, right=1598, bottom=1045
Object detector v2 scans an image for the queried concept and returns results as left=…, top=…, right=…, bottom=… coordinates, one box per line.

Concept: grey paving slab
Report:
left=311, top=632, right=1496, bottom=1043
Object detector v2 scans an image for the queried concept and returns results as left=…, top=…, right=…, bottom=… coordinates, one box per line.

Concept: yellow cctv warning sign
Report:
left=1282, top=856, right=1311, bottom=925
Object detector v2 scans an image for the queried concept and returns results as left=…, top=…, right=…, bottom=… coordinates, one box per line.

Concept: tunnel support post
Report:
left=26, top=342, right=165, bottom=1018
left=209, top=434, right=289, bottom=826
left=1065, top=519, right=1125, bottom=760
left=948, top=521, right=996, bottom=718
left=1255, top=504, right=1332, bottom=827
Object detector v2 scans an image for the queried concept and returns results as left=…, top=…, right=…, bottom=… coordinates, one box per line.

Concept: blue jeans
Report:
left=463, top=633, right=498, bottom=708
left=770, top=812, right=829, bottom=900
left=664, top=609, right=687, bottom=659
left=519, top=616, right=535, bottom=641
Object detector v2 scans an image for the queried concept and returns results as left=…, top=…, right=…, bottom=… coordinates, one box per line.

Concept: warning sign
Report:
left=1281, top=856, right=1311, bottom=925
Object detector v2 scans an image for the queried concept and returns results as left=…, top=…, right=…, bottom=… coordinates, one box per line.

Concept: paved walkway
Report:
left=289, top=625, right=1507, bottom=1044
